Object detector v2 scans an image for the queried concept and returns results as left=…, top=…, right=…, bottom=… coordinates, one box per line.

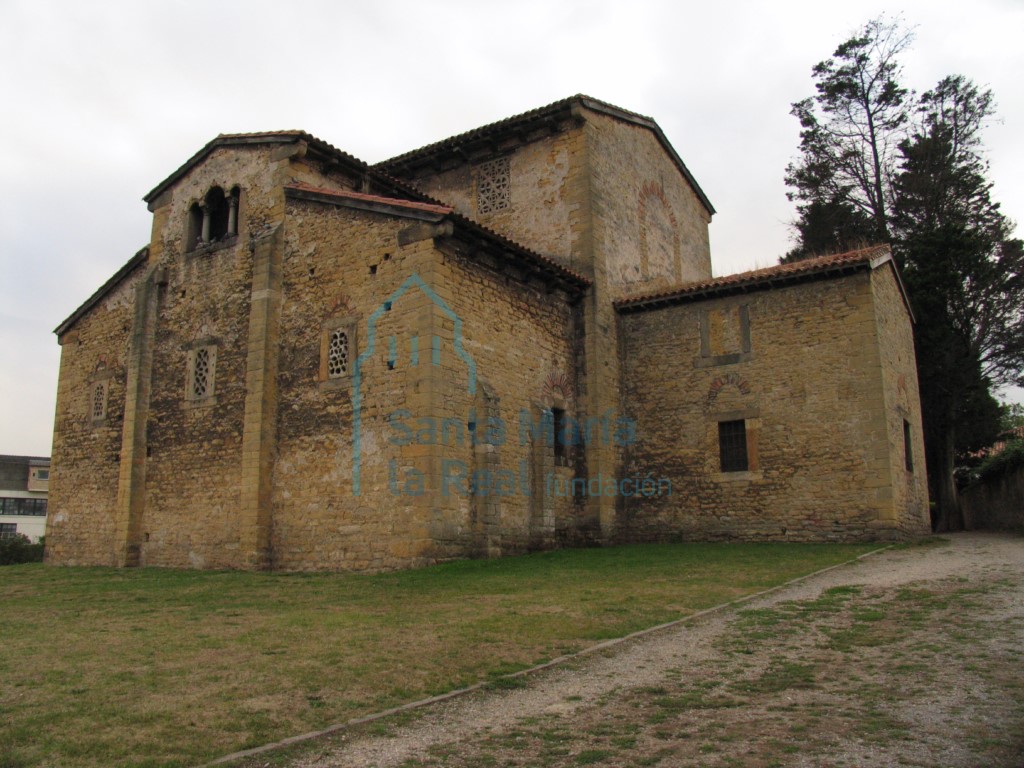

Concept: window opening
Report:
left=718, top=420, right=748, bottom=472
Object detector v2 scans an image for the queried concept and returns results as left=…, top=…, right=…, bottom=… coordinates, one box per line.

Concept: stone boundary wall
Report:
left=962, top=465, right=1024, bottom=531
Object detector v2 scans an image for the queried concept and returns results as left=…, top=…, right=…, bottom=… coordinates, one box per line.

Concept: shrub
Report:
left=0, top=533, right=44, bottom=565
left=976, top=439, right=1024, bottom=483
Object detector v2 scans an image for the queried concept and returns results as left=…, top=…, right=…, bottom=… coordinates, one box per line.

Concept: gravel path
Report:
left=287, top=532, right=1024, bottom=768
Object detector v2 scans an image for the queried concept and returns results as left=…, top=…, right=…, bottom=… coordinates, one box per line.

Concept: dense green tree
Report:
left=786, top=22, right=1024, bottom=530
left=893, top=75, right=1024, bottom=529
left=784, top=17, right=912, bottom=258
left=1000, top=402, right=1024, bottom=433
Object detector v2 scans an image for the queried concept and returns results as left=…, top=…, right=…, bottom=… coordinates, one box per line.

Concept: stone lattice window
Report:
left=320, top=318, right=356, bottom=387
left=327, top=329, right=349, bottom=378
left=477, top=157, right=511, bottom=214
left=91, top=381, right=108, bottom=421
left=185, top=344, right=217, bottom=404
left=192, top=348, right=211, bottom=398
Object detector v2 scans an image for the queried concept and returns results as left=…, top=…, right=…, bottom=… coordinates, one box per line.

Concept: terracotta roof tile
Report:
left=375, top=95, right=714, bottom=216
left=285, top=183, right=454, bottom=216
left=615, top=245, right=893, bottom=310
left=284, top=184, right=590, bottom=290
left=144, top=131, right=371, bottom=204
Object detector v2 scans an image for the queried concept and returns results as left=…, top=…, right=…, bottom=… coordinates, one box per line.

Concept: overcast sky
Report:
left=1, top=0, right=1022, bottom=456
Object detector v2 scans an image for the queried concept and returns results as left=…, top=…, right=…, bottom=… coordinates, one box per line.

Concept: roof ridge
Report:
left=615, top=245, right=892, bottom=310
left=374, top=95, right=580, bottom=168
left=374, top=95, right=714, bottom=216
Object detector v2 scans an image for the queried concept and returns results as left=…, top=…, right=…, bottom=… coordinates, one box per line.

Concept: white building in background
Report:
left=0, top=455, right=49, bottom=542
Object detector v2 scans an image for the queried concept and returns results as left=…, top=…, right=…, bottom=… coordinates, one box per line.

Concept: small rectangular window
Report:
left=185, top=345, right=217, bottom=404
left=552, top=407, right=568, bottom=466
left=193, top=348, right=211, bottom=398
left=903, top=419, right=914, bottom=472
left=328, top=329, right=350, bottom=378
left=0, top=523, right=17, bottom=539
left=89, top=379, right=110, bottom=424
left=0, top=499, right=46, bottom=516
left=718, top=420, right=749, bottom=472
left=477, top=156, right=511, bottom=214
left=319, top=319, right=357, bottom=386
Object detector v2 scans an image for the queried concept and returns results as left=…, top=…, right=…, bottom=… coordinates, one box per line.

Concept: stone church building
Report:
left=46, top=95, right=930, bottom=571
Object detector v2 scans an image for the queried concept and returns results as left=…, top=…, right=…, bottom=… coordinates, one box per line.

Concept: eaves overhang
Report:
left=284, top=183, right=590, bottom=296
left=54, top=247, right=149, bottom=337
left=614, top=245, right=907, bottom=315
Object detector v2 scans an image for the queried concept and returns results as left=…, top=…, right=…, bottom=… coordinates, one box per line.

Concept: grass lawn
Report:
left=0, top=541, right=879, bottom=767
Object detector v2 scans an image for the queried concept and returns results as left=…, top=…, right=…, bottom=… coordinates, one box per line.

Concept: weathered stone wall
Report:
left=271, top=197, right=582, bottom=571
left=436, top=244, right=585, bottom=554
left=136, top=243, right=252, bottom=568
left=618, top=270, right=922, bottom=541
left=962, top=464, right=1024, bottom=531
left=578, top=110, right=715, bottom=538
left=273, top=201, right=425, bottom=571
left=48, top=144, right=359, bottom=569
left=48, top=105, right=928, bottom=572
left=129, top=146, right=294, bottom=568
left=585, top=111, right=712, bottom=298
left=46, top=263, right=146, bottom=565
left=407, top=128, right=589, bottom=274
left=870, top=266, right=931, bottom=534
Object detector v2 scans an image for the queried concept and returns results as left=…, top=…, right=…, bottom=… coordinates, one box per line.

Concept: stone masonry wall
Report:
left=577, top=109, right=712, bottom=539
left=870, top=266, right=930, bottom=534
left=131, top=146, right=295, bottom=568
left=962, top=464, right=1024, bottom=531
left=619, top=270, right=917, bottom=542
left=271, top=198, right=580, bottom=571
left=46, top=262, right=146, bottom=565
left=407, top=128, right=589, bottom=276
left=585, top=111, right=712, bottom=300
left=48, top=143, right=361, bottom=569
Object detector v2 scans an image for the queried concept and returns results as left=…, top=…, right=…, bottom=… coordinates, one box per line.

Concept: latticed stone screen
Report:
left=477, top=157, right=511, bottom=214
left=193, top=348, right=211, bottom=398
left=92, top=382, right=106, bottom=420
left=328, top=329, right=349, bottom=378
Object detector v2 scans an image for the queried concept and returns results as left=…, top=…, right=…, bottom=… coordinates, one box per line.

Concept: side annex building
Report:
left=46, top=95, right=931, bottom=571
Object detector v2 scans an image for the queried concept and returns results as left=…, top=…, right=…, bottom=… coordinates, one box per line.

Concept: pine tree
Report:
left=784, top=17, right=912, bottom=260
left=893, top=76, right=1024, bottom=529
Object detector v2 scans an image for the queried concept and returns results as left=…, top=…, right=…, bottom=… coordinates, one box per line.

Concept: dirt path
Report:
left=290, top=533, right=1024, bottom=768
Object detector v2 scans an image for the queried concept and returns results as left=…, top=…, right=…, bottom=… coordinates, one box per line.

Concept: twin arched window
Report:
left=187, top=186, right=240, bottom=251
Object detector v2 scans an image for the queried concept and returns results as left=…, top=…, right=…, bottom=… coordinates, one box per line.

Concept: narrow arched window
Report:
left=205, top=187, right=229, bottom=241
left=227, top=186, right=240, bottom=236
left=187, top=186, right=240, bottom=252
left=187, top=203, right=203, bottom=251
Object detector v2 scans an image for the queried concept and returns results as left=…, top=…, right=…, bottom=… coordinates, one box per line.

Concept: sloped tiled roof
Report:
left=54, top=247, right=149, bottom=336
left=376, top=95, right=715, bottom=216
left=143, top=131, right=371, bottom=205
left=285, top=183, right=590, bottom=291
left=285, top=183, right=454, bottom=217
left=615, top=245, right=898, bottom=312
